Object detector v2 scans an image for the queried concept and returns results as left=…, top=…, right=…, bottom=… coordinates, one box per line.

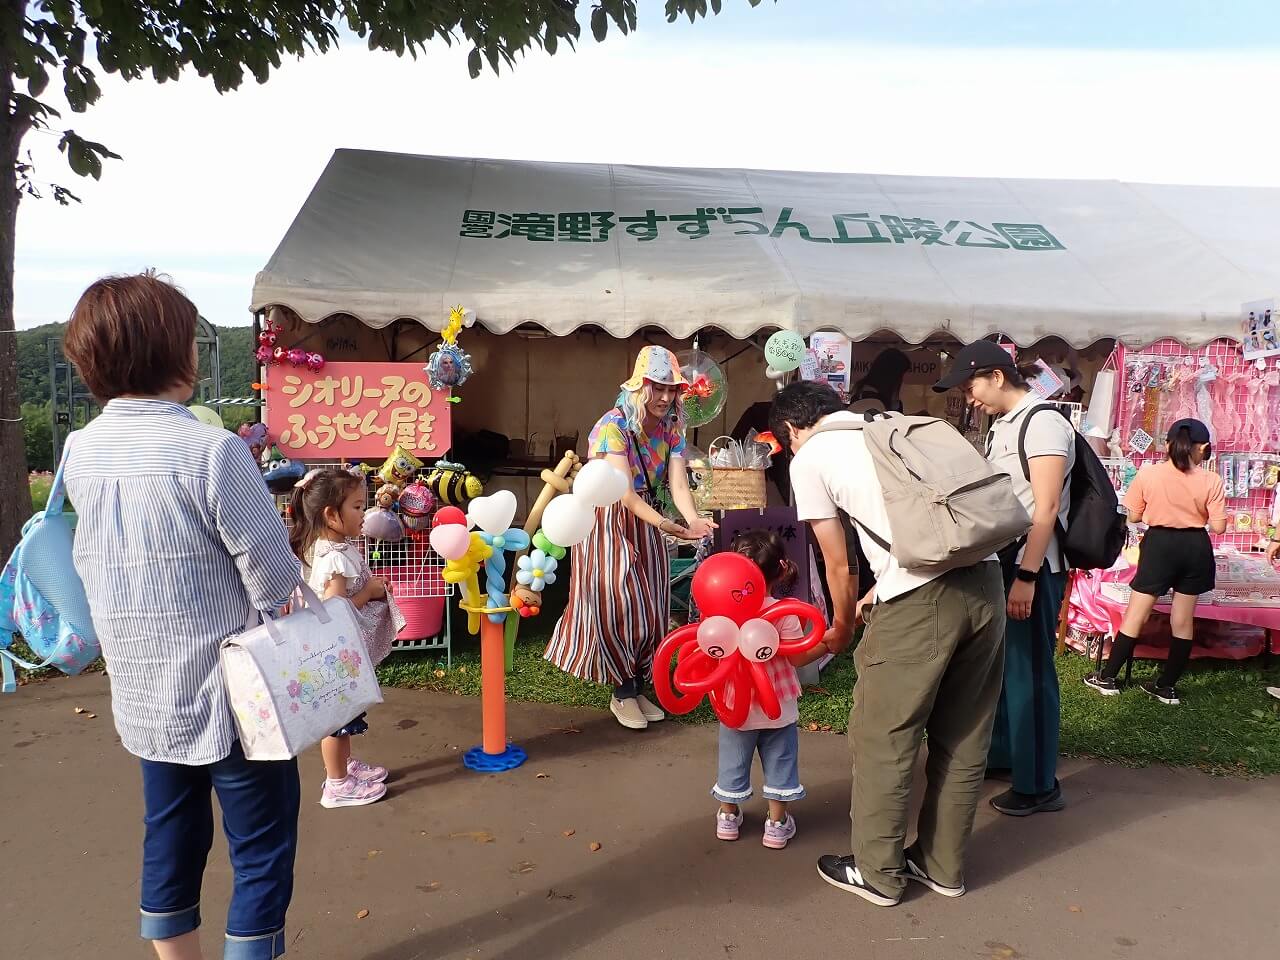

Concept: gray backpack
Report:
left=812, top=413, right=1030, bottom=574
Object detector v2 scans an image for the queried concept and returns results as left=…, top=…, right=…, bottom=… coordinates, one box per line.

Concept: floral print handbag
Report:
left=220, top=581, right=383, bottom=760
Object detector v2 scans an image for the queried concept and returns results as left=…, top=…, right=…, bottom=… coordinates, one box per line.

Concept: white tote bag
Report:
left=221, top=582, right=384, bottom=761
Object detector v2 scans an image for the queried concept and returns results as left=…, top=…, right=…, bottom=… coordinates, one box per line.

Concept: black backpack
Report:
left=1016, top=404, right=1126, bottom=571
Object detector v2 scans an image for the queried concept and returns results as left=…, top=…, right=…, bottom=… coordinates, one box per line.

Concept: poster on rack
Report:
left=808, top=333, right=853, bottom=399
left=714, top=507, right=811, bottom=604
left=265, top=362, right=453, bottom=460
left=1241, top=298, right=1280, bottom=360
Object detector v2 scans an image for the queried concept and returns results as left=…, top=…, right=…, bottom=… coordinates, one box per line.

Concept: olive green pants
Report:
left=849, top=561, right=1006, bottom=897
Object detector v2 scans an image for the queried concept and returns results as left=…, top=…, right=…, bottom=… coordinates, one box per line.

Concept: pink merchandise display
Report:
left=1114, top=339, right=1280, bottom=552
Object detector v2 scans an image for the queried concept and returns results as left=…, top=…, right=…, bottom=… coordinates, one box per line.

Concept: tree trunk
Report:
left=0, top=43, right=33, bottom=561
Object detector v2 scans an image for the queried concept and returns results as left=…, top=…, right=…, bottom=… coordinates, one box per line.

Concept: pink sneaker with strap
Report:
left=320, top=775, right=387, bottom=809
left=348, top=757, right=388, bottom=784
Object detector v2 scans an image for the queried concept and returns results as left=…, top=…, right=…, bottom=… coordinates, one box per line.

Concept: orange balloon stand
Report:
left=462, top=606, right=527, bottom=772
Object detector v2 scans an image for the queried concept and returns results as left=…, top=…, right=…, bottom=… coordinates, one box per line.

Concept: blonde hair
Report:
left=616, top=382, right=685, bottom=437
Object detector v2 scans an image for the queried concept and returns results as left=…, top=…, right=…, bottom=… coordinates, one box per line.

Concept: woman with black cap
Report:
left=934, top=340, right=1073, bottom=817
left=1085, top=418, right=1227, bottom=705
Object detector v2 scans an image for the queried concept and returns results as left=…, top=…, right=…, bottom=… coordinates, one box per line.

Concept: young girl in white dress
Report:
left=290, top=468, right=405, bottom=809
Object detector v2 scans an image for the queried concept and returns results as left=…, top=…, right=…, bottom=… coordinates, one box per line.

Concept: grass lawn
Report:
left=378, top=618, right=1280, bottom=777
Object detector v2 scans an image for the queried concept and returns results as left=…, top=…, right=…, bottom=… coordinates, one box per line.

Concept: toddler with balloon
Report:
left=705, top=531, right=830, bottom=849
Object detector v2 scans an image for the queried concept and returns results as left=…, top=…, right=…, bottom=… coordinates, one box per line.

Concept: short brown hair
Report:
left=65, top=272, right=199, bottom=401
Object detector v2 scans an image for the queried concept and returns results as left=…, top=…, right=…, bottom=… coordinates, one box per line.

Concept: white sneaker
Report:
left=1267, top=687, right=1280, bottom=701
left=610, top=696, right=649, bottom=730
left=635, top=694, right=665, bottom=722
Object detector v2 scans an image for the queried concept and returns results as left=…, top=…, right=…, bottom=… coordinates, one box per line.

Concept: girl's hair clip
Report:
left=296, top=468, right=323, bottom=490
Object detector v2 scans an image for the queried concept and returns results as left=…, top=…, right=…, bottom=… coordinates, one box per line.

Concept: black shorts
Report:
left=1131, top=527, right=1215, bottom=597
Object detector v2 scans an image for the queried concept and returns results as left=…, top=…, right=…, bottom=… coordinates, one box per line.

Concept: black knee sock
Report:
left=1102, top=632, right=1137, bottom=680
left=1158, top=636, right=1193, bottom=688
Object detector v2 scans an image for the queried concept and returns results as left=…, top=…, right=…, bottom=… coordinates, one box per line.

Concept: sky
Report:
left=14, top=0, right=1280, bottom=329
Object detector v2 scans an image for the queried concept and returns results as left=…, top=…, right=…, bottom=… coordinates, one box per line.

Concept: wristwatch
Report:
left=1015, top=568, right=1038, bottom=583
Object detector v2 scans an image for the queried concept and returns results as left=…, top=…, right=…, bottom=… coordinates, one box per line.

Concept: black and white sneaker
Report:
left=1084, top=673, right=1120, bottom=696
left=904, top=847, right=966, bottom=897
left=816, top=855, right=900, bottom=906
left=1140, top=681, right=1180, bottom=705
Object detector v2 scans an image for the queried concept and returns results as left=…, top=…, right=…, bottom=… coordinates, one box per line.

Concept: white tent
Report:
left=252, top=149, right=1280, bottom=347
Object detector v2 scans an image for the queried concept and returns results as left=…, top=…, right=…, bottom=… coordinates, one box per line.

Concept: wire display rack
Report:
left=276, top=463, right=452, bottom=662
left=1113, top=339, right=1280, bottom=552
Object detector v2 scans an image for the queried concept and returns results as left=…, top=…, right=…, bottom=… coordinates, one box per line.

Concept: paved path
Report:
left=3, top=676, right=1277, bottom=959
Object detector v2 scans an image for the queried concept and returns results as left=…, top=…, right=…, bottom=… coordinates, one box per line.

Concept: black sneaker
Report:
left=1084, top=673, right=1120, bottom=696
left=1140, top=681, right=1180, bottom=705
left=816, top=854, right=901, bottom=906
left=990, top=780, right=1066, bottom=817
left=903, top=847, right=965, bottom=898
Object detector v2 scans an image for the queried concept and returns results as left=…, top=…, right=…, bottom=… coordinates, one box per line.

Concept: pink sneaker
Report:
left=348, top=758, right=388, bottom=784
left=320, top=775, right=387, bottom=809
left=762, top=814, right=797, bottom=849
left=716, top=810, right=743, bottom=841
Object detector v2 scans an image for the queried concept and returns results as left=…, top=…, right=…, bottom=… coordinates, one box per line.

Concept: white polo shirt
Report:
left=789, top=412, right=944, bottom=602
left=985, top=393, right=1076, bottom=573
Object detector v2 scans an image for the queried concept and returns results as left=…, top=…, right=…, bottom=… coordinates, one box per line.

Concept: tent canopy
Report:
left=252, top=149, right=1280, bottom=347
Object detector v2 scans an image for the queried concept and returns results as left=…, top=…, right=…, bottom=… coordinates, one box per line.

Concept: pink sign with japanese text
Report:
left=265, top=362, right=452, bottom=460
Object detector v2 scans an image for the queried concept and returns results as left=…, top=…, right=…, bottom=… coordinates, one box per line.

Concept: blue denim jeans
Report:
left=139, top=740, right=301, bottom=959
left=711, top=723, right=805, bottom=804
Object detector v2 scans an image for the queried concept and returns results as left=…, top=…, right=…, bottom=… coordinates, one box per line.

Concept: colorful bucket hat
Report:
left=621, top=345, right=690, bottom=392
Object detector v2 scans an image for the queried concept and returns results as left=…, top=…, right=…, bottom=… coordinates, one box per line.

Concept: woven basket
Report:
left=694, top=436, right=767, bottom=511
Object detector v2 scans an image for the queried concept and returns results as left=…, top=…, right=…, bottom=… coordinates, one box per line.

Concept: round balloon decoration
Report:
left=677, top=350, right=727, bottom=428
left=188, top=405, right=224, bottom=429
left=764, top=330, right=806, bottom=373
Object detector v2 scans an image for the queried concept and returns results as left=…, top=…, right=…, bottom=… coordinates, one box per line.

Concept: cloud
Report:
left=14, top=38, right=1280, bottom=328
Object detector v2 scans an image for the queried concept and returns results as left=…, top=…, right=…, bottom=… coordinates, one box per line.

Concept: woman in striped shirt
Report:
left=545, top=347, right=714, bottom=730
left=63, top=274, right=303, bottom=960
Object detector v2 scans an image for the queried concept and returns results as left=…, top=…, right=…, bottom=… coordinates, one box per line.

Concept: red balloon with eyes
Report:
left=653, top=556, right=826, bottom=728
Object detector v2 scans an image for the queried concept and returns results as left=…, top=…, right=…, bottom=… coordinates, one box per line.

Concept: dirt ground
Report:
left=3, top=675, right=1278, bottom=960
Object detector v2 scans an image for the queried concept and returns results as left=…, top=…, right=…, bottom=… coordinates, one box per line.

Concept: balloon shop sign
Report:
left=265, top=362, right=452, bottom=460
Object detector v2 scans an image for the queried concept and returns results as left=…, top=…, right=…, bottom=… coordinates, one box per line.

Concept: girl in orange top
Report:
left=1086, top=418, right=1227, bottom=705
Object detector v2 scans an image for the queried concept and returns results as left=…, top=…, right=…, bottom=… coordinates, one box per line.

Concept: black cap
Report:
left=933, top=341, right=1018, bottom=393
left=1166, top=417, right=1211, bottom=444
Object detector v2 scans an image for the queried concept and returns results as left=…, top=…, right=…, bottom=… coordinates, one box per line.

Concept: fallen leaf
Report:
left=562, top=829, right=576, bottom=838
left=805, top=686, right=830, bottom=696
left=417, top=882, right=442, bottom=893
left=511, top=860, right=536, bottom=875
left=551, top=725, right=581, bottom=735
left=588, top=842, right=602, bottom=852
left=74, top=707, right=85, bottom=714
left=356, top=909, right=370, bottom=920
left=807, top=722, right=820, bottom=732
left=535, top=773, right=552, bottom=780
left=86, top=713, right=97, bottom=719
left=367, top=850, right=382, bottom=859
left=433, top=669, right=446, bottom=679
left=458, top=665, right=468, bottom=673
left=450, top=830, right=496, bottom=844
left=1068, top=904, right=1083, bottom=913
left=546, top=889, right=576, bottom=901
left=820, top=724, right=832, bottom=732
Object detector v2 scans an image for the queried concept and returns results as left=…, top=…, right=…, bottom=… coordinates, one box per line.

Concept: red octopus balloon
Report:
left=652, top=555, right=826, bottom=728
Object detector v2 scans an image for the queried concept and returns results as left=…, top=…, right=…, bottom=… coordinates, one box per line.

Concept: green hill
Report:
left=17, top=321, right=257, bottom=470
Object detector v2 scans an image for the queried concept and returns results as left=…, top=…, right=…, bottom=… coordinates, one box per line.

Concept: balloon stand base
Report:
left=463, top=744, right=527, bottom=773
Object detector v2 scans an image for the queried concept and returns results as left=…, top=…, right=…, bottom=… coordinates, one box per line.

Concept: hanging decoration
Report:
left=676, top=350, right=728, bottom=428
left=254, top=314, right=326, bottom=371
left=426, top=304, right=475, bottom=391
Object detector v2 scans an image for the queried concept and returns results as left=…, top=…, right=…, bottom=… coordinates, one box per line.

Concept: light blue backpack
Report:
left=1, top=440, right=100, bottom=693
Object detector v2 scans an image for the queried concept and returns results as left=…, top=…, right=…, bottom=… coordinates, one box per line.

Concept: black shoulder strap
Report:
left=1015, top=403, right=1066, bottom=481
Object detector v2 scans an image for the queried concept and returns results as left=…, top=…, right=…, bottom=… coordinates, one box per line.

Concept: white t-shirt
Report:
left=985, top=393, right=1075, bottom=573
left=790, top=412, right=944, bottom=602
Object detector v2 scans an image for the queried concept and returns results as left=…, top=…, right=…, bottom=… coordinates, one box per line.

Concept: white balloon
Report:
left=572, top=459, right=630, bottom=508
left=540, top=494, right=596, bottom=548
left=467, top=490, right=517, bottom=536
left=739, top=618, right=780, bottom=662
